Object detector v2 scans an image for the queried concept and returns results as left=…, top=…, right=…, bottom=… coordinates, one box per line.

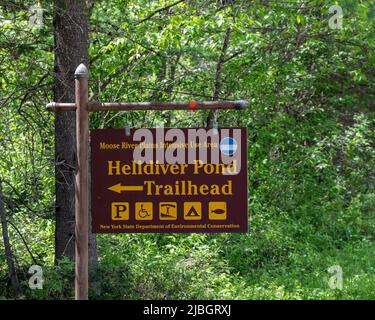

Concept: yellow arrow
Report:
left=108, top=183, right=143, bottom=194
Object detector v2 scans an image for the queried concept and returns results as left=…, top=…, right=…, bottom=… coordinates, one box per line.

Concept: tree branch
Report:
left=136, top=0, right=186, bottom=25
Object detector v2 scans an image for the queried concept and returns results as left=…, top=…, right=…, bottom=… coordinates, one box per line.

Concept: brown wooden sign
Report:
left=91, top=128, right=248, bottom=233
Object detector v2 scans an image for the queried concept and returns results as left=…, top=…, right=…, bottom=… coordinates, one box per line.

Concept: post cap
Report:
left=74, top=64, right=89, bottom=78
left=46, top=102, right=56, bottom=111
left=234, top=100, right=249, bottom=109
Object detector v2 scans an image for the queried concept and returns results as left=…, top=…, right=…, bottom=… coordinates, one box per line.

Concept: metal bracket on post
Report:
left=125, top=124, right=131, bottom=137
left=209, top=117, right=219, bottom=135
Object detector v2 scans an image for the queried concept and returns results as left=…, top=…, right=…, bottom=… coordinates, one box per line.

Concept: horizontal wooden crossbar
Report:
left=46, top=100, right=249, bottom=112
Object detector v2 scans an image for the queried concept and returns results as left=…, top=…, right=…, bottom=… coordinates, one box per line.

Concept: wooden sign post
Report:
left=74, top=64, right=89, bottom=300
left=47, top=64, right=249, bottom=300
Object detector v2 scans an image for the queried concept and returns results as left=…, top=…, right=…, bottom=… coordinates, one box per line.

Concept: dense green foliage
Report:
left=0, top=0, right=374, bottom=299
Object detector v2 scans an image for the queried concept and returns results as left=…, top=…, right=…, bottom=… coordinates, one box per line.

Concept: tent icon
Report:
left=186, top=206, right=200, bottom=217
left=184, top=202, right=202, bottom=220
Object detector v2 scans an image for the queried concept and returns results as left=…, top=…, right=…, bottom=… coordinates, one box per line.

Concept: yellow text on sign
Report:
left=209, top=202, right=227, bottom=220
left=111, top=202, right=129, bottom=220
left=159, top=202, right=177, bottom=220
left=184, top=202, right=202, bottom=220
left=135, top=202, right=153, bottom=220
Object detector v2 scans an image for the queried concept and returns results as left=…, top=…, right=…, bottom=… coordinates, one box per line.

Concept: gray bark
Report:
left=53, top=0, right=97, bottom=270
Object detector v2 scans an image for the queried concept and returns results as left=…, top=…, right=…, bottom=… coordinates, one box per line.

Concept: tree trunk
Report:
left=207, top=27, right=231, bottom=126
left=0, top=179, right=22, bottom=299
left=53, top=0, right=97, bottom=269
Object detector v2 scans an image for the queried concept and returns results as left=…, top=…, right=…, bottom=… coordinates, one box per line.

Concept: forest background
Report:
left=0, top=0, right=374, bottom=299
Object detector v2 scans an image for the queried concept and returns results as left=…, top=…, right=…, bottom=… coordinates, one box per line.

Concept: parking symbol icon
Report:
left=111, top=202, right=129, bottom=220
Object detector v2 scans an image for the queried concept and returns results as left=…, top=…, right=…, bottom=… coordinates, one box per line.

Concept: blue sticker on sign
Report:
left=220, top=137, right=238, bottom=156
